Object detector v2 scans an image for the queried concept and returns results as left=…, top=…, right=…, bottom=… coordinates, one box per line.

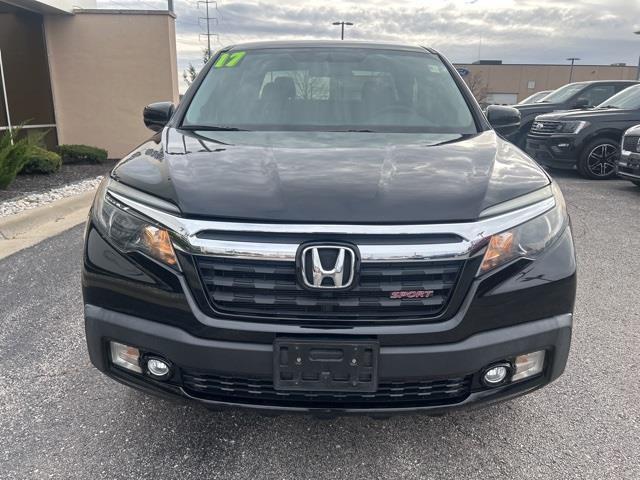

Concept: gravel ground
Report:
left=0, top=171, right=639, bottom=479
left=0, top=177, right=103, bottom=217
left=0, top=161, right=116, bottom=204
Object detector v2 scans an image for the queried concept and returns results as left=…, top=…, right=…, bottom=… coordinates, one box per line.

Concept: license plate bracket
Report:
left=273, top=339, right=379, bottom=393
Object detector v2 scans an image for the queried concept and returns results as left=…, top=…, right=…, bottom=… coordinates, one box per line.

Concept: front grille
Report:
left=182, top=371, right=471, bottom=409
left=622, top=135, right=640, bottom=152
left=529, top=120, right=561, bottom=136
left=194, top=256, right=464, bottom=322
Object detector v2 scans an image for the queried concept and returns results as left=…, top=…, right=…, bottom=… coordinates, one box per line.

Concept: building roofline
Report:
left=73, top=8, right=176, bottom=19
left=1, top=0, right=72, bottom=14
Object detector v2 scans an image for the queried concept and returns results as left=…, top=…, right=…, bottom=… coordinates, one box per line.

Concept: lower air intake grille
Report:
left=194, top=256, right=465, bottom=322
left=182, top=371, right=472, bottom=409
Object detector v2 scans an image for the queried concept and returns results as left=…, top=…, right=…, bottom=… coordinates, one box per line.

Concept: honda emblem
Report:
left=299, top=245, right=357, bottom=290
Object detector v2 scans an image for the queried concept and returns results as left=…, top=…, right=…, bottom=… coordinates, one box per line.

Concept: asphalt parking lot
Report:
left=1, top=171, right=639, bottom=479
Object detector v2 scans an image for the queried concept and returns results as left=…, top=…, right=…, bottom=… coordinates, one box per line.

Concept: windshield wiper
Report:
left=598, top=105, right=619, bottom=109
left=330, top=129, right=378, bottom=133
left=179, top=125, right=248, bottom=131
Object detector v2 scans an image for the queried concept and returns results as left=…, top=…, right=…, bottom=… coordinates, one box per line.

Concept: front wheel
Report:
left=633, top=180, right=640, bottom=188
left=577, top=138, right=619, bottom=179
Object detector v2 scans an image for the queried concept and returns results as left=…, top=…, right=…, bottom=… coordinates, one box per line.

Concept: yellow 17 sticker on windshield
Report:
left=214, top=51, right=246, bottom=68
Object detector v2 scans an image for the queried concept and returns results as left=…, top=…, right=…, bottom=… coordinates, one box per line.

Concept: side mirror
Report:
left=573, top=97, right=589, bottom=109
left=486, top=105, right=521, bottom=136
left=143, top=102, right=174, bottom=132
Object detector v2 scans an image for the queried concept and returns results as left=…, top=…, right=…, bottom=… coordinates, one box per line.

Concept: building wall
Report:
left=456, top=63, right=639, bottom=103
left=0, top=8, right=56, bottom=128
left=44, top=10, right=179, bottom=158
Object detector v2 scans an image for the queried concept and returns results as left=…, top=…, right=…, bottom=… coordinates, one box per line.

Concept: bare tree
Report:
left=183, top=48, right=213, bottom=87
left=465, top=72, right=488, bottom=104
left=290, top=71, right=329, bottom=100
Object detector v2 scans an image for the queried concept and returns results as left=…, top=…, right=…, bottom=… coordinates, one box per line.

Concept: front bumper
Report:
left=526, top=136, right=578, bottom=169
left=617, top=154, right=640, bottom=182
left=85, top=305, right=572, bottom=414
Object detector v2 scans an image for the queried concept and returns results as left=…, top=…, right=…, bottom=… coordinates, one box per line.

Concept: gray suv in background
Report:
left=618, top=124, right=640, bottom=187
left=506, top=80, right=639, bottom=147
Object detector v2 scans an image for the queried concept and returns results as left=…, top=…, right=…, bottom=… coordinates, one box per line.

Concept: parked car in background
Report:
left=82, top=41, right=576, bottom=415
left=518, top=90, right=552, bottom=105
left=618, top=124, right=640, bottom=187
left=507, top=80, right=638, bottom=147
left=525, top=84, right=640, bottom=179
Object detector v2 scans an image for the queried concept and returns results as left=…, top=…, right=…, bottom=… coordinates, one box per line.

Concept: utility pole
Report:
left=567, top=57, right=580, bottom=82
left=198, top=0, right=219, bottom=59
left=332, top=21, right=353, bottom=40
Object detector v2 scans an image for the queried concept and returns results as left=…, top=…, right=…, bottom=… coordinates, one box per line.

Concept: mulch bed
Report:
left=0, top=160, right=118, bottom=203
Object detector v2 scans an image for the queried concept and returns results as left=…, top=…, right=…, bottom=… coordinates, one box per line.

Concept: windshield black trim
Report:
left=179, top=125, right=249, bottom=132
left=178, top=124, right=477, bottom=134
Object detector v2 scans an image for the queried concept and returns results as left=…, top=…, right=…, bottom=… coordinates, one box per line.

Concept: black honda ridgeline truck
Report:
left=83, top=41, right=576, bottom=415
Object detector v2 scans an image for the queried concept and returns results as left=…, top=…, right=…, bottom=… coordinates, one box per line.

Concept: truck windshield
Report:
left=518, top=91, right=550, bottom=104
left=597, top=84, right=640, bottom=110
left=540, top=83, right=585, bottom=103
left=182, top=48, right=477, bottom=134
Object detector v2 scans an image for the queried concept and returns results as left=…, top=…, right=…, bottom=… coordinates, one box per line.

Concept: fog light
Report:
left=110, top=341, right=142, bottom=373
left=146, top=357, right=172, bottom=380
left=482, top=363, right=510, bottom=386
left=512, top=350, right=545, bottom=382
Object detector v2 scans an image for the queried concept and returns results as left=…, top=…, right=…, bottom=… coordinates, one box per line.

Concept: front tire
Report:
left=578, top=138, right=619, bottom=180
left=633, top=180, right=640, bottom=188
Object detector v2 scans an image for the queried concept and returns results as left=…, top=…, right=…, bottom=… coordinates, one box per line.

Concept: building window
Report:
left=527, top=80, right=536, bottom=90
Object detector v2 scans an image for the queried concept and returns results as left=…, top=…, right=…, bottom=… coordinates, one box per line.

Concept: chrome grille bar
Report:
left=108, top=187, right=556, bottom=263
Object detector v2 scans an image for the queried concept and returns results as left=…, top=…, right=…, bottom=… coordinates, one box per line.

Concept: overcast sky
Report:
left=99, top=0, right=640, bottom=92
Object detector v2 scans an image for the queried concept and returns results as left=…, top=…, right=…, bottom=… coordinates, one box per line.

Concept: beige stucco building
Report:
left=0, top=1, right=179, bottom=158
left=456, top=62, right=639, bottom=105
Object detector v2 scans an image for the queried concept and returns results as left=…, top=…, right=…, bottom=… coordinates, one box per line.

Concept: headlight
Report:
left=92, top=179, right=179, bottom=269
left=479, top=183, right=568, bottom=275
left=557, top=120, right=589, bottom=134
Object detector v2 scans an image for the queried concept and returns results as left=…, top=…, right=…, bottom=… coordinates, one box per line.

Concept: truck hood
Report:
left=536, top=107, right=631, bottom=122
left=111, top=129, right=550, bottom=224
left=514, top=103, right=560, bottom=116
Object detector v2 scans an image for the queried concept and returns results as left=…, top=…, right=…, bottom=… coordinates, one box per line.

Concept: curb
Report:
left=0, top=189, right=97, bottom=261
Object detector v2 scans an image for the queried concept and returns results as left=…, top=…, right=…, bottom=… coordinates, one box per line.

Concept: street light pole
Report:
left=332, top=21, right=354, bottom=40
left=634, top=31, right=640, bottom=81
left=567, top=57, right=580, bottom=82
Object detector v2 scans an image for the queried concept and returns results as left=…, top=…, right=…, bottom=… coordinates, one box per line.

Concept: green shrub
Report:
left=58, top=144, right=108, bottom=164
left=0, top=129, right=31, bottom=189
left=20, top=146, right=62, bottom=174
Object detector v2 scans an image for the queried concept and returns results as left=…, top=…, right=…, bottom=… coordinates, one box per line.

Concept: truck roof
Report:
left=223, top=40, right=432, bottom=53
